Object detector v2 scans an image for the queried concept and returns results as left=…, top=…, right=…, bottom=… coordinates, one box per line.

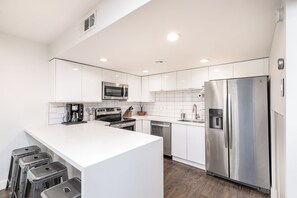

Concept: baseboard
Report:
left=0, top=179, right=7, bottom=191
left=172, top=157, right=205, bottom=170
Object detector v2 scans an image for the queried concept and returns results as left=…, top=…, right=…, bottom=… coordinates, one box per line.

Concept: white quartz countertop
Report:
left=25, top=121, right=162, bottom=171
left=130, top=115, right=205, bottom=127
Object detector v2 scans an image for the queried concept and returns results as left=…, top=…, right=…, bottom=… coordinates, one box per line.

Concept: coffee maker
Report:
left=63, top=103, right=86, bottom=125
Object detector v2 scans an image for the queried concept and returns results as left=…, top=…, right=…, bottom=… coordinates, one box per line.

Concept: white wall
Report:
left=0, top=32, right=49, bottom=189
left=285, top=1, right=297, bottom=197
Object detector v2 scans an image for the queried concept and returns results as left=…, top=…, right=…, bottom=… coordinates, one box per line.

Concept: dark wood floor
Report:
left=164, top=158, right=269, bottom=198
left=0, top=158, right=269, bottom=198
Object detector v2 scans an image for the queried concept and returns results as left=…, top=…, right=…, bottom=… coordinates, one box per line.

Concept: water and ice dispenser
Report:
left=209, top=109, right=223, bottom=129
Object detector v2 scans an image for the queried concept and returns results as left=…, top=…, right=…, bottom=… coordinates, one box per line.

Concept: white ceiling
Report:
left=58, top=0, right=280, bottom=76
left=0, top=0, right=101, bottom=43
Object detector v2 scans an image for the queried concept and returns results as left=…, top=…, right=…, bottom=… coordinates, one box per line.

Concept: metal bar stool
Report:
left=6, top=145, right=40, bottom=195
left=24, top=161, right=68, bottom=198
left=41, top=177, right=81, bottom=198
left=14, top=152, right=52, bottom=198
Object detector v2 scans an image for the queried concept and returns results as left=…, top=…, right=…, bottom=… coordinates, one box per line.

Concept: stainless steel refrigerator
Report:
left=205, top=76, right=270, bottom=193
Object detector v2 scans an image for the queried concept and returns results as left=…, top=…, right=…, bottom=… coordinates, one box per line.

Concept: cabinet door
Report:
left=141, top=77, right=155, bottom=102
left=102, top=69, right=116, bottom=83
left=142, top=120, right=151, bottom=134
left=82, top=66, right=102, bottom=102
left=161, top=72, right=176, bottom=91
left=209, top=64, right=233, bottom=80
left=49, top=60, right=56, bottom=102
left=187, top=126, right=205, bottom=165
left=177, top=70, right=192, bottom=90
left=55, top=60, right=82, bottom=102
left=115, top=72, right=127, bottom=84
left=172, top=124, right=187, bottom=159
left=149, top=75, right=162, bottom=91
left=127, top=75, right=141, bottom=102
left=233, top=58, right=269, bottom=78
left=192, top=67, right=209, bottom=89
left=136, top=120, right=142, bottom=133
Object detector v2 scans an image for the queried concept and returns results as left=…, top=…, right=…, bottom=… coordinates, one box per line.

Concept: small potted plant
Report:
left=137, top=104, right=146, bottom=116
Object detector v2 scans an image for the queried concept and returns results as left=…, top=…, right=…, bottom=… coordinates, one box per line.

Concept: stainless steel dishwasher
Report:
left=151, top=121, right=171, bottom=156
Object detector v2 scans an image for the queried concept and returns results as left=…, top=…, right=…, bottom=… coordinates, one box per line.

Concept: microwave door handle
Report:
left=124, top=85, right=128, bottom=98
left=123, top=86, right=126, bottom=97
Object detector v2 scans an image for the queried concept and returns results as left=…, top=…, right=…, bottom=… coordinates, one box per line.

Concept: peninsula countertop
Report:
left=25, top=121, right=162, bottom=171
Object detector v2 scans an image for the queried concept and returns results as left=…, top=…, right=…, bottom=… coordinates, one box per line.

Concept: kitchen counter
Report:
left=131, top=115, right=205, bottom=127
left=25, top=122, right=163, bottom=198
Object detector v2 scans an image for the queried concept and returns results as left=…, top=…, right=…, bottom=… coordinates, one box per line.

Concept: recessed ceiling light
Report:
left=143, top=70, right=149, bottom=73
left=167, top=32, right=180, bottom=42
left=100, top=57, right=108, bottom=62
left=200, top=59, right=209, bottom=63
left=72, top=68, right=79, bottom=71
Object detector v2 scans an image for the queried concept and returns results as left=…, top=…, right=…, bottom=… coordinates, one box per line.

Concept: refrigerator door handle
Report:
left=228, top=94, right=232, bottom=149
left=223, top=94, right=228, bottom=148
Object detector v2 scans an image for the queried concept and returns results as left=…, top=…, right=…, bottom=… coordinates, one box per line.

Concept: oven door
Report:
left=102, top=82, right=128, bottom=100
left=111, top=122, right=135, bottom=131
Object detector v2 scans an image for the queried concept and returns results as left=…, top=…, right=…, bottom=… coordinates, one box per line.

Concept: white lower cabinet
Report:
left=172, top=123, right=205, bottom=169
left=172, top=124, right=187, bottom=159
left=187, top=126, right=205, bottom=165
left=136, top=120, right=142, bottom=133
left=142, top=120, right=151, bottom=135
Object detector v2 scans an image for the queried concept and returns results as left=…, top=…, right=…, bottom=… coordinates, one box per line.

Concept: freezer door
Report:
left=228, top=77, right=270, bottom=190
left=205, top=80, right=229, bottom=178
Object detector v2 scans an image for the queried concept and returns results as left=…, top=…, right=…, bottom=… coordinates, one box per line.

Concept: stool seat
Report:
left=20, top=152, right=51, bottom=166
left=24, top=161, right=68, bottom=198
left=12, top=145, right=41, bottom=157
left=41, top=178, right=81, bottom=198
left=16, top=152, right=51, bottom=198
left=28, top=162, right=67, bottom=182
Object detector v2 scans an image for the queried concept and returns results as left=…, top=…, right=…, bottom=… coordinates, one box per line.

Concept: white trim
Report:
left=172, top=157, right=205, bottom=170
left=0, top=179, right=7, bottom=191
left=270, top=187, right=277, bottom=198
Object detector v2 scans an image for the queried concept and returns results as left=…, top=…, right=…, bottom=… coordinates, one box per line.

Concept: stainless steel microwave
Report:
left=102, top=82, right=128, bottom=100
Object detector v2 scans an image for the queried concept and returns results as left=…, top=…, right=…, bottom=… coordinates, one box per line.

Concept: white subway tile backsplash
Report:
left=48, top=90, right=205, bottom=124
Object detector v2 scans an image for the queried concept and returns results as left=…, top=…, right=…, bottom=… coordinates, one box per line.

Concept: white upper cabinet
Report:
left=141, top=76, right=155, bottom=102
left=233, top=58, right=269, bottom=78
left=102, top=70, right=127, bottom=84
left=192, top=67, right=209, bottom=89
left=209, top=64, right=233, bottom=80
left=54, top=60, right=82, bottom=102
left=82, top=66, right=102, bottom=102
left=102, top=69, right=116, bottom=83
left=127, top=74, right=141, bottom=102
left=161, top=72, right=176, bottom=91
left=115, top=72, right=127, bottom=84
left=149, top=75, right=162, bottom=92
left=177, top=70, right=192, bottom=90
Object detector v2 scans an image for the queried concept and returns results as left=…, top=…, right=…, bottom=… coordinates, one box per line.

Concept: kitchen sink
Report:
left=178, top=119, right=205, bottom=124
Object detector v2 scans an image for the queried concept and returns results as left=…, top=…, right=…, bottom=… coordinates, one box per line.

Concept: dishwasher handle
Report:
left=151, top=123, right=171, bottom=128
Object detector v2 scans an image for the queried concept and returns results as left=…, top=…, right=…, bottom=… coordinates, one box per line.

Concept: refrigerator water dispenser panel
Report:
left=209, top=109, right=223, bottom=129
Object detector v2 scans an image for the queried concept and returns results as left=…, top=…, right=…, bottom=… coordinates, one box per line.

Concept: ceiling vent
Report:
left=81, top=11, right=96, bottom=34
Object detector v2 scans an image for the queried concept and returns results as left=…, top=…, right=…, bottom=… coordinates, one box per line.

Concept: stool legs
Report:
left=6, top=156, right=13, bottom=189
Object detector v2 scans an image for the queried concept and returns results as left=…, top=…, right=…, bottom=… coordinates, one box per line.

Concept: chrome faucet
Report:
left=192, top=104, right=200, bottom=120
